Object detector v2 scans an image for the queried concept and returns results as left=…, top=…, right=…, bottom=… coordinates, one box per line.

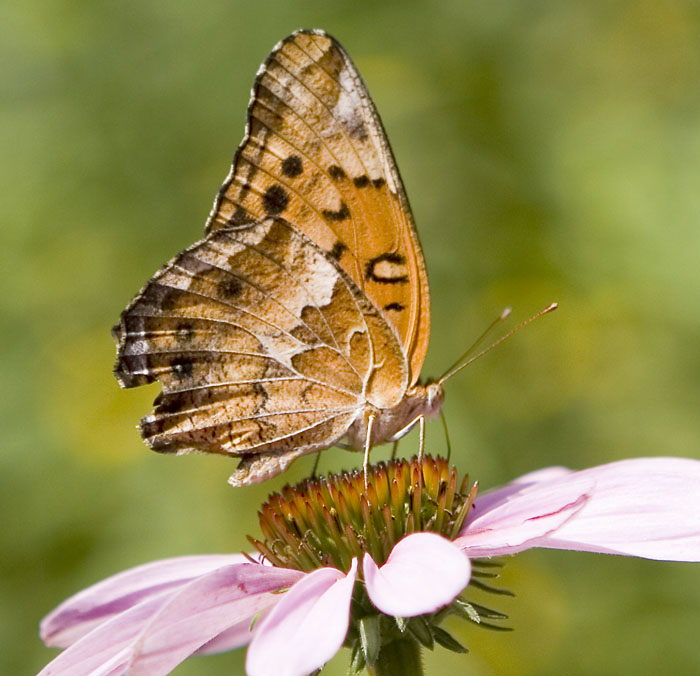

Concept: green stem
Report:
left=367, top=639, right=423, bottom=676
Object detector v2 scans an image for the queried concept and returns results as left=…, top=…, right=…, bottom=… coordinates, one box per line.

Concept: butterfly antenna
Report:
left=438, top=302, right=558, bottom=385
left=437, top=307, right=512, bottom=384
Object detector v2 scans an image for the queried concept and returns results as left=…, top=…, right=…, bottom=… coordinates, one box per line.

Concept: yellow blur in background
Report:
left=3, top=1, right=700, bottom=674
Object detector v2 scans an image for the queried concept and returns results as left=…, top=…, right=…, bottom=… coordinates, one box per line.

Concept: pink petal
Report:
left=127, top=564, right=304, bottom=676
left=457, top=457, right=700, bottom=561
left=38, top=563, right=301, bottom=676
left=246, top=560, right=358, bottom=676
left=193, top=554, right=291, bottom=656
left=41, top=554, right=244, bottom=648
left=525, top=457, right=700, bottom=560
left=454, top=475, right=592, bottom=557
left=195, top=623, right=255, bottom=656
left=38, top=595, right=175, bottom=676
left=363, top=533, right=470, bottom=617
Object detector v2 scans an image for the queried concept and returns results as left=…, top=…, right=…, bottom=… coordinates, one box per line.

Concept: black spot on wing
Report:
left=160, top=289, right=180, bottom=312
left=171, top=357, right=194, bottom=380
left=262, top=185, right=289, bottom=215
left=353, top=175, right=369, bottom=188
left=322, top=202, right=350, bottom=222
left=383, top=302, right=405, bottom=312
left=328, top=165, right=346, bottom=181
left=230, top=206, right=248, bottom=226
left=154, top=391, right=186, bottom=415
left=372, top=177, right=386, bottom=189
left=329, top=241, right=347, bottom=261
left=115, top=353, right=156, bottom=386
left=281, top=155, right=303, bottom=178
left=175, top=321, right=195, bottom=343
left=217, top=277, right=243, bottom=299
left=347, top=119, right=368, bottom=141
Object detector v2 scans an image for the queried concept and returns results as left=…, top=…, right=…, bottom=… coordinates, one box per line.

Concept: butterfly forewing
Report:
left=206, top=29, right=430, bottom=383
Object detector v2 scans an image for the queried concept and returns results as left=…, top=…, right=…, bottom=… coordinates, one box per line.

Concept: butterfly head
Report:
left=409, top=379, right=445, bottom=421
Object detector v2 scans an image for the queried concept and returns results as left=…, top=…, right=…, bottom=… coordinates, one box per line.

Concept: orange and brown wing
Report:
left=206, top=29, right=430, bottom=384
left=113, top=217, right=407, bottom=484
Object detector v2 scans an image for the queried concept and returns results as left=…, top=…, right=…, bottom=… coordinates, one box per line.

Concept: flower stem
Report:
left=367, top=639, right=423, bottom=676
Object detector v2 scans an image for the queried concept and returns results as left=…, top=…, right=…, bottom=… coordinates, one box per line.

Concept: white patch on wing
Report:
left=335, top=65, right=397, bottom=195
left=373, top=259, right=406, bottom=280
left=335, top=66, right=362, bottom=133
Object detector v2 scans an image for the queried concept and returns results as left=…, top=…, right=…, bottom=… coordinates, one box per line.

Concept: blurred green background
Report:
left=3, top=0, right=700, bottom=674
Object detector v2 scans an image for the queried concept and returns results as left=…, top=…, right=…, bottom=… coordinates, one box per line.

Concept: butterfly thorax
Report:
left=345, top=381, right=445, bottom=451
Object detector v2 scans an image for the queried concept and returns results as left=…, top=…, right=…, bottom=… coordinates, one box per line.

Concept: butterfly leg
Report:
left=418, top=415, right=426, bottom=459
left=363, top=413, right=376, bottom=489
left=391, top=439, right=399, bottom=460
left=440, top=409, right=452, bottom=461
left=311, top=450, right=322, bottom=478
left=388, top=415, right=425, bottom=458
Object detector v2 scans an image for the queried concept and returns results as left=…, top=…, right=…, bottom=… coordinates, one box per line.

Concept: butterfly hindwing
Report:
left=114, top=217, right=408, bottom=476
left=206, top=29, right=430, bottom=383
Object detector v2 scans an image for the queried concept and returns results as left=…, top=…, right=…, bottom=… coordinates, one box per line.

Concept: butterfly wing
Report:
left=113, top=217, right=407, bottom=484
left=207, top=29, right=430, bottom=384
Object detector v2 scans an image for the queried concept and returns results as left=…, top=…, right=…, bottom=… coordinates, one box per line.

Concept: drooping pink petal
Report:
left=246, top=560, right=358, bottom=676
left=41, top=554, right=244, bottom=648
left=38, top=563, right=301, bottom=676
left=126, top=563, right=304, bottom=676
left=453, top=475, right=592, bottom=557
left=194, top=622, right=256, bottom=656
left=457, top=457, right=700, bottom=561
left=363, top=533, right=470, bottom=617
left=38, top=595, right=176, bottom=676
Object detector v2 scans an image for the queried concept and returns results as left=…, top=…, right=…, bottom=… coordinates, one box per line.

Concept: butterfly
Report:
left=113, top=29, right=446, bottom=486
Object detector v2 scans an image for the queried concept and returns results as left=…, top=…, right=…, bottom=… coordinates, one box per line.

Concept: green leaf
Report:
left=433, top=627, right=468, bottom=653
left=373, top=639, right=424, bottom=676
left=348, top=641, right=366, bottom=675
left=358, top=615, right=381, bottom=666
left=451, top=598, right=482, bottom=623
left=468, top=601, right=509, bottom=620
left=475, top=620, right=513, bottom=632
left=469, top=579, right=515, bottom=596
left=407, top=616, right=434, bottom=649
